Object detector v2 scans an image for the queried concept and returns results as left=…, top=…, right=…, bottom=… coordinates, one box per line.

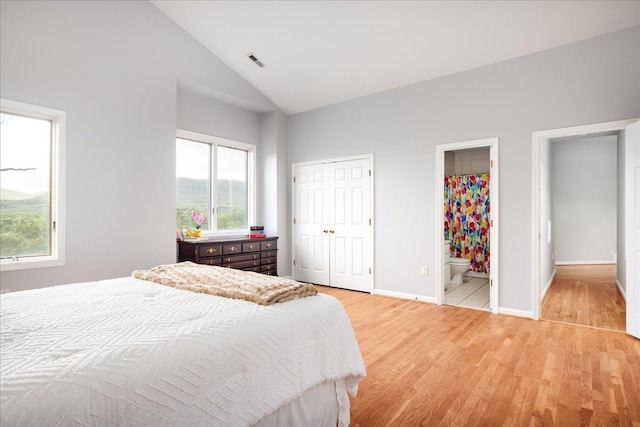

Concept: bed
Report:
left=0, top=264, right=366, bottom=426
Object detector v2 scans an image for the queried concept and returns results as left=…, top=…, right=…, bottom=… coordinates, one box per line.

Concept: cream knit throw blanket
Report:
left=133, top=262, right=317, bottom=305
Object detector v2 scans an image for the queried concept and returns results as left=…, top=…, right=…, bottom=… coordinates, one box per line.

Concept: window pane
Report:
left=217, top=146, right=247, bottom=230
left=0, top=112, right=51, bottom=258
left=176, top=138, right=210, bottom=230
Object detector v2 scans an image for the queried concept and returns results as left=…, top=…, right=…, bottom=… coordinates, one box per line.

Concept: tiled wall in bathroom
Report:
left=444, top=148, right=490, bottom=175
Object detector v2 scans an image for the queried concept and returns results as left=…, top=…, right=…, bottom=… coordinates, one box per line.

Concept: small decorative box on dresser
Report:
left=178, top=237, right=278, bottom=276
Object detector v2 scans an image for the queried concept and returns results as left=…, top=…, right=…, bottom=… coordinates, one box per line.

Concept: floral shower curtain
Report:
left=444, top=174, right=490, bottom=273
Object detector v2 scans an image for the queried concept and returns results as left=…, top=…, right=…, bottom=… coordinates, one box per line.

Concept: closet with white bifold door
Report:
left=292, top=155, right=374, bottom=293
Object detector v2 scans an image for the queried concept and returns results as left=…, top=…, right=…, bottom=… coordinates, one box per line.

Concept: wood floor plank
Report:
left=317, top=285, right=640, bottom=426
left=542, top=265, right=625, bottom=332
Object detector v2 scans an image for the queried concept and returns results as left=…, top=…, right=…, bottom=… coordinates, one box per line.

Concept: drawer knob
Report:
left=230, top=246, right=237, bottom=252
left=266, top=243, right=272, bottom=248
left=249, top=244, right=255, bottom=250
left=206, top=248, right=216, bottom=254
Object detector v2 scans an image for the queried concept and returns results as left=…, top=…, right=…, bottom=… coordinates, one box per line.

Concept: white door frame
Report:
left=291, top=153, right=375, bottom=292
left=436, top=137, right=500, bottom=314
left=625, top=121, right=640, bottom=339
left=531, top=119, right=638, bottom=320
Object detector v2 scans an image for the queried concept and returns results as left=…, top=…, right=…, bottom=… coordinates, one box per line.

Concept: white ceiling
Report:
left=152, top=1, right=640, bottom=115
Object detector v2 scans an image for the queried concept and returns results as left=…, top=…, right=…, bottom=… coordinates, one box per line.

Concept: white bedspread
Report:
left=0, top=277, right=366, bottom=426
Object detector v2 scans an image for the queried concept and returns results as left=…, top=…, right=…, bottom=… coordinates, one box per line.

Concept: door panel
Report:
left=294, top=164, right=330, bottom=285
left=329, top=159, right=372, bottom=292
left=626, top=121, right=640, bottom=339
left=352, top=237, right=365, bottom=276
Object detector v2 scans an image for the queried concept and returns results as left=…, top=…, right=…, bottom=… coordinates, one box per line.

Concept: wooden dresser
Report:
left=177, top=236, right=278, bottom=276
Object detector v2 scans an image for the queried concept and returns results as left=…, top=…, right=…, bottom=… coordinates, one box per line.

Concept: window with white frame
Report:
left=0, top=98, right=65, bottom=271
left=176, top=129, right=255, bottom=235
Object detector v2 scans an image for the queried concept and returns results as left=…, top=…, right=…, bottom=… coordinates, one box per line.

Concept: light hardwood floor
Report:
left=542, top=265, right=626, bottom=332
left=317, top=285, right=640, bottom=426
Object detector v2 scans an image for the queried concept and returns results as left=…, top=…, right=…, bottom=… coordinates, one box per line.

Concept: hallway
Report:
left=541, top=264, right=626, bottom=332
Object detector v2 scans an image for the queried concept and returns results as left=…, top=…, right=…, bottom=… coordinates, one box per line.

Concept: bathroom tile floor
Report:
left=445, top=277, right=490, bottom=310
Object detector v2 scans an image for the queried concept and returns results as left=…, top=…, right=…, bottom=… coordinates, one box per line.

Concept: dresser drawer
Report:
left=222, top=260, right=261, bottom=269
left=261, top=257, right=276, bottom=265
left=242, top=242, right=261, bottom=252
left=261, top=264, right=277, bottom=273
left=261, top=240, right=277, bottom=251
left=261, top=251, right=277, bottom=259
left=199, top=258, right=222, bottom=266
left=243, top=266, right=262, bottom=273
left=222, top=243, right=242, bottom=255
left=198, top=244, right=222, bottom=258
left=222, top=253, right=260, bottom=263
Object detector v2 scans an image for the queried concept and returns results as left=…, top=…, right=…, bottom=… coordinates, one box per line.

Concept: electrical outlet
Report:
left=421, top=266, right=429, bottom=276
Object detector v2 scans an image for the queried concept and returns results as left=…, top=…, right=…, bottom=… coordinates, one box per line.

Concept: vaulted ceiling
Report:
left=152, top=1, right=640, bottom=115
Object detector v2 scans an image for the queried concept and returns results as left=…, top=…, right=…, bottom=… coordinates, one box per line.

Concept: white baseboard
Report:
left=498, top=307, right=534, bottom=319
left=372, top=289, right=436, bottom=304
left=555, top=261, right=616, bottom=265
left=375, top=289, right=533, bottom=319
left=540, top=268, right=557, bottom=303
left=616, top=280, right=626, bottom=301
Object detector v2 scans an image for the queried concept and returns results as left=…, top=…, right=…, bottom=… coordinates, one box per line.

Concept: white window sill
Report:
left=0, top=256, right=64, bottom=272
left=199, top=230, right=251, bottom=239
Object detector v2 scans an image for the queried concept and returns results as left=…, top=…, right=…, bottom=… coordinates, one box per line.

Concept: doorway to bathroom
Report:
left=435, top=138, right=500, bottom=314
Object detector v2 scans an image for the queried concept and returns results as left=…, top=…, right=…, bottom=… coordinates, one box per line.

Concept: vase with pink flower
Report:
left=185, top=209, right=205, bottom=238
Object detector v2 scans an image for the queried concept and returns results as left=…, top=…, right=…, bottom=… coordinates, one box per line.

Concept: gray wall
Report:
left=617, top=130, right=627, bottom=292
left=259, top=111, right=290, bottom=276
left=288, top=27, right=640, bottom=315
left=177, top=88, right=262, bottom=145
left=0, top=1, right=284, bottom=291
left=551, top=136, right=618, bottom=264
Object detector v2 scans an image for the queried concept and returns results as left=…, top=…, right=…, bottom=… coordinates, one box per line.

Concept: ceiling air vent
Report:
left=247, top=53, right=265, bottom=68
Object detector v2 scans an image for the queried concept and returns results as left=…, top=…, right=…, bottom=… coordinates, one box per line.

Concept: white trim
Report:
left=177, top=128, right=255, bottom=152
left=531, top=118, right=638, bottom=320
left=555, top=261, right=616, bottom=265
left=291, top=154, right=375, bottom=293
left=540, top=268, right=557, bottom=303
left=498, top=308, right=533, bottom=319
left=0, top=98, right=66, bottom=272
left=436, top=137, right=499, bottom=314
left=177, top=128, right=256, bottom=236
left=616, top=280, right=626, bottom=301
left=373, top=289, right=436, bottom=304
left=291, top=153, right=372, bottom=168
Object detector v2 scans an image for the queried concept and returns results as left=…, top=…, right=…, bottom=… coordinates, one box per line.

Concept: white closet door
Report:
left=329, top=159, right=372, bottom=292
left=293, top=163, right=330, bottom=285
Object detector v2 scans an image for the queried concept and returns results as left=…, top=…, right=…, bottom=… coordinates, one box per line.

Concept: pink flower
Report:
left=190, top=209, right=205, bottom=228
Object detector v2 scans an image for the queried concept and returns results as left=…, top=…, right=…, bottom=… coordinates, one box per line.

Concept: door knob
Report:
left=329, top=229, right=336, bottom=234
left=323, top=229, right=329, bottom=233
